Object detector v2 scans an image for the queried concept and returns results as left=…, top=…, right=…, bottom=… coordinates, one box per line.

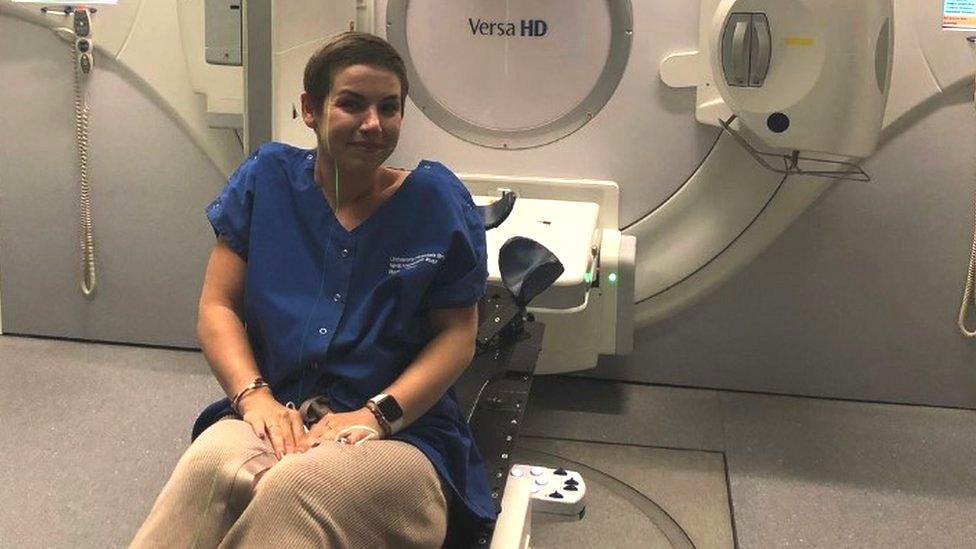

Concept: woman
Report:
left=131, top=32, right=495, bottom=548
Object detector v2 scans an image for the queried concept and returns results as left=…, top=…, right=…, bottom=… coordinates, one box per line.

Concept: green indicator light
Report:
left=583, top=271, right=593, bottom=284
left=608, top=273, right=618, bottom=284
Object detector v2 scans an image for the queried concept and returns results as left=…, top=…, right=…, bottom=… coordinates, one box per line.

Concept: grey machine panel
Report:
left=721, top=12, right=771, bottom=88
left=205, top=0, right=243, bottom=66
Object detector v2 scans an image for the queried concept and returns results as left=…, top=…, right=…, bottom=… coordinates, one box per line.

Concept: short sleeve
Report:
left=426, top=202, right=488, bottom=309
left=205, top=153, right=259, bottom=260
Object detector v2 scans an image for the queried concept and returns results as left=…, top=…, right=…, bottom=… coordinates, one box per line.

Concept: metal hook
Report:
left=40, top=6, right=97, bottom=15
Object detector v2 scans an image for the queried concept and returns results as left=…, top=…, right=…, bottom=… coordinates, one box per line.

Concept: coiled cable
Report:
left=958, top=197, right=976, bottom=337
left=73, top=42, right=96, bottom=296
left=956, top=72, right=976, bottom=336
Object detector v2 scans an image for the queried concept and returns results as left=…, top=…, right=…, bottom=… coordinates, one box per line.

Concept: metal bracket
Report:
left=718, top=115, right=871, bottom=182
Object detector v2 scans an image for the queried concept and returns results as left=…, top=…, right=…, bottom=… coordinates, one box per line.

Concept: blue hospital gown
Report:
left=199, top=141, right=496, bottom=526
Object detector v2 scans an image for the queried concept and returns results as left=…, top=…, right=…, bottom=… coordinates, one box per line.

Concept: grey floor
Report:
left=2, top=335, right=975, bottom=548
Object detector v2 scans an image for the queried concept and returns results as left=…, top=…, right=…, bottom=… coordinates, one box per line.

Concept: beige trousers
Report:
left=131, top=419, right=448, bottom=548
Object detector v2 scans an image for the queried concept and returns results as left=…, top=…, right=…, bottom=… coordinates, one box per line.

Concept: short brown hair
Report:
left=303, top=32, right=409, bottom=113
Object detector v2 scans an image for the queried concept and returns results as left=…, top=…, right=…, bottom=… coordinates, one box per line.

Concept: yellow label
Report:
left=784, top=37, right=815, bottom=46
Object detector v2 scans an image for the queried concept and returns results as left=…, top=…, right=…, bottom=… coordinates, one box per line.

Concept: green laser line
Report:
left=323, top=98, right=340, bottom=212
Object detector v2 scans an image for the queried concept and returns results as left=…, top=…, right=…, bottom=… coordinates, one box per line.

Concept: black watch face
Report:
left=377, top=396, right=403, bottom=422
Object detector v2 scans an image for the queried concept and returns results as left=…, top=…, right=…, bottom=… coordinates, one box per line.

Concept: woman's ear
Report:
left=299, top=92, right=319, bottom=129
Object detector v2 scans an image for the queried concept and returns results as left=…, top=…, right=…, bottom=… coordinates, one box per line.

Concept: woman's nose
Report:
left=360, top=107, right=381, bottom=133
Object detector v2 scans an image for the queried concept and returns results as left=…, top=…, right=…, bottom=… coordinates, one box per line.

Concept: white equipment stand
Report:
left=464, top=174, right=637, bottom=376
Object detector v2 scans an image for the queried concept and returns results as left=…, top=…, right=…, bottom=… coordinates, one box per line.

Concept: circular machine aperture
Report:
left=386, top=0, right=633, bottom=150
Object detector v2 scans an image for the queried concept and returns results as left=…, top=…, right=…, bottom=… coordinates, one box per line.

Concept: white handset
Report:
left=44, top=5, right=99, bottom=296
left=73, top=8, right=94, bottom=74
left=73, top=7, right=97, bottom=296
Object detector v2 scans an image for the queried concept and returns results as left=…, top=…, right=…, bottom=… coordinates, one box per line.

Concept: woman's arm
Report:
left=197, top=240, right=306, bottom=457
left=309, top=304, right=477, bottom=444
left=197, top=241, right=259, bottom=399
left=385, top=304, right=478, bottom=426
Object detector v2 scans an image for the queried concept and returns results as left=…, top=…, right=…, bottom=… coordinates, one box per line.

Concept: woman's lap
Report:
left=132, top=419, right=448, bottom=548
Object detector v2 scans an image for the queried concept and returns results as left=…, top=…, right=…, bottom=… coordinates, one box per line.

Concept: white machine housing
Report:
left=661, top=0, right=894, bottom=159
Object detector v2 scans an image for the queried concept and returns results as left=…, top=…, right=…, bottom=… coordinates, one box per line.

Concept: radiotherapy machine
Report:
left=0, top=0, right=916, bottom=354
left=5, top=0, right=976, bottom=546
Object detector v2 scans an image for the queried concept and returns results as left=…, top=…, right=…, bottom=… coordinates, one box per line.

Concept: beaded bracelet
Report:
left=231, top=377, right=270, bottom=414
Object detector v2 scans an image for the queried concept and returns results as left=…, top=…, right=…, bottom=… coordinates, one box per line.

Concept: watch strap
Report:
left=364, top=400, right=392, bottom=436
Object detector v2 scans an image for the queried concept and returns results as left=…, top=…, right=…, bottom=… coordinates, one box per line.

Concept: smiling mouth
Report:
left=348, top=143, right=385, bottom=151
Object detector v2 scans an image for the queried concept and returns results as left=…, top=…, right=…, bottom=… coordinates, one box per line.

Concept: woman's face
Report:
left=302, top=64, right=403, bottom=172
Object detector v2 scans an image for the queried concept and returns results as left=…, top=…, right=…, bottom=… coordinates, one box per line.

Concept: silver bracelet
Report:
left=231, top=377, right=269, bottom=414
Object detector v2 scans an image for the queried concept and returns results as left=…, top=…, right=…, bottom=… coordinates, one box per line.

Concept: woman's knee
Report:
left=252, top=447, right=391, bottom=512
left=253, top=443, right=445, bottom=513
left=252, top=451, right=341, bottom=501
left=179, top=419, right=261, bottom=476
left=243, top=444, right=447, bottom=547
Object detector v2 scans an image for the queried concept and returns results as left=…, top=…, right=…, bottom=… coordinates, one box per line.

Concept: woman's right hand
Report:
left=238, top=390, right=308, bottom=458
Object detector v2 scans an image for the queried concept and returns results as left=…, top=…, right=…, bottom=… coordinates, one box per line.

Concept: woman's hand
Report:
left=238, top=390, right=308, bottom=458
left=307, top=408, right=383, bottom=447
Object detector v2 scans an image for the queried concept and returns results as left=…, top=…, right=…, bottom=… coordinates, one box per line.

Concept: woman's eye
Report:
left=336, top=99, right=363, bottom=111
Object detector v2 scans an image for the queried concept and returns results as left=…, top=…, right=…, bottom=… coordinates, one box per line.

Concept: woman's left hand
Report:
left=306, top=408, right=383, bottom=447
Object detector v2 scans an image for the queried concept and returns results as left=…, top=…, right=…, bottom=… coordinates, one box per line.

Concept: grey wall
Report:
left=589, top=85, right=976, bottom=409
left=0, top=18, right=238, bottom=347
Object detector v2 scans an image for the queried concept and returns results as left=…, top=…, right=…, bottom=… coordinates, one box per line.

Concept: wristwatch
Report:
left=367, top=393, right=404, bottom=435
